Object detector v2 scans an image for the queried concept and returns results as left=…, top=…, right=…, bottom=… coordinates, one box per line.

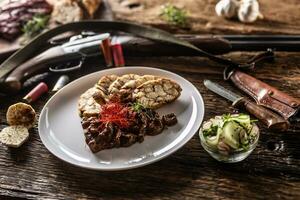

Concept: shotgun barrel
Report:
left=1, top=34, right=300, bottom=62
left=1, top=34, right=300, bottom=94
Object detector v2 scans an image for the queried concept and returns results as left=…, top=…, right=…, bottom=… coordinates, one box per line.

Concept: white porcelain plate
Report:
left=39, top=67, right=204, bottom=170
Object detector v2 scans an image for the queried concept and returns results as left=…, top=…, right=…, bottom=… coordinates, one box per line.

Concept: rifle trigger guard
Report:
left=49, top=57, right=85, bottom=73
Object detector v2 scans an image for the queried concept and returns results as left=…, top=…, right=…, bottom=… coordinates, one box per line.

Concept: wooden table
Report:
left=0, top=1, right=300, bottom=198
left=0, top=50, right=299, bottom=199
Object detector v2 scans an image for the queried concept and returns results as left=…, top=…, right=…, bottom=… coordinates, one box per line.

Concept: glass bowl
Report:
left=199, top=123, right=260, bottom=163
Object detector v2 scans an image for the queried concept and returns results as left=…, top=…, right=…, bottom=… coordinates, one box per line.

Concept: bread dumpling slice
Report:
left=51, top=0, right=83, bottom=24
left=78, top=87, right=101, bottom=117
left=93, top=74, right=118, bottom=104
left=133, top=78, right=182, bottom=109
left=108, top=74, right=141, bottom=94
left=121, top=75, right=161, bottom=90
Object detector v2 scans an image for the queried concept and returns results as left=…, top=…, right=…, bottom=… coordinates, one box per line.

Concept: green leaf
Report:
left=131, top=102, right=145, bottom=112
left=160, top=4, right=188, bottom=28
left=203, top=125, right=219, bottom=138
left=22, top=14, right=50, bottom=37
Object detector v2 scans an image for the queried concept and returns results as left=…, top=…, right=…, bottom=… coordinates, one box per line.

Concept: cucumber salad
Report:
left=200, top=114, right=259, bottom=156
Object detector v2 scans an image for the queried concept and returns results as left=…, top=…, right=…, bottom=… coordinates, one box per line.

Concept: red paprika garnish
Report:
left=99, top=102, right=135, bottom=128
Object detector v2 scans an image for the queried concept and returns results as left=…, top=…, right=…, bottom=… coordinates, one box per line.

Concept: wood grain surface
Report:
left=0, top=51, right=299, bottom=199
left=107, top=0, right=300, bottom=35
left=0, top=0, right=300, bottom=199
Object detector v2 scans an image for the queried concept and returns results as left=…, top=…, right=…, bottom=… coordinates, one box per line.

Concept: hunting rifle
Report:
left=0, top=21, right=299, bottom=94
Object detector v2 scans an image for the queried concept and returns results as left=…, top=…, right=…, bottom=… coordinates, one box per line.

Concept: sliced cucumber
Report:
left=206, top=127, right=222, bottom=148
left=222, top=121, right=242, bottom=149
left=239, top=129, right=249, bottom=145
left=230, top=114, right=250, bottom=125
left=211, top=117, right=223, bottom=127
left=249, top=124, right=259, bottom=137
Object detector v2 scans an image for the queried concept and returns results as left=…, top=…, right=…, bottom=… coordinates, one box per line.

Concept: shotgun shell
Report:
left=23, top=82, right=48, bottom=103
left=100, top=37, right=113, bottom=67
left=52, top=75, right=70, bottom=92
left=111, top=43, right=125, bottom=67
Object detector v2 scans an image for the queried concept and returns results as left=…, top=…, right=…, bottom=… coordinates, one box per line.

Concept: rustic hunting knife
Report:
left=204, top=80, right=289, bottom=131
left=225, top=69, right=300, bottom=121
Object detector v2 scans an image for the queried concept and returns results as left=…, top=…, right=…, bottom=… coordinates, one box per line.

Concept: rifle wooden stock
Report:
left=5, top=47, right=79, bottom=92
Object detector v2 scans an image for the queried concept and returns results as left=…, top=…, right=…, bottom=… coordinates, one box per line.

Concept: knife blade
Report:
left=204, top=79, right=243, bottom=103
left=204, top=80, right=289, bottom=131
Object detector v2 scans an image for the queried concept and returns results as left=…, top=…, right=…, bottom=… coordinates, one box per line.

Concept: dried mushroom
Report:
left=0, top=126, right=29, bottom=148
left=6, top=103, right=36, bottom=129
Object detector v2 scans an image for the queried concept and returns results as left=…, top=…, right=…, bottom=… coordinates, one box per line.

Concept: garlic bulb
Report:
left=215, top=0, right=239, bottom=19
left=238, top=0, right=263, bottom=23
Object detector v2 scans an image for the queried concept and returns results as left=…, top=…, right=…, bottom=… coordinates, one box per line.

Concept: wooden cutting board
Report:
left=107, top=0, right=300, bottom=34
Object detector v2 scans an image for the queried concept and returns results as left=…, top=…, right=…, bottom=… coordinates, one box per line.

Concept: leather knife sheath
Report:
left=228, top=70, right=300, bottom=120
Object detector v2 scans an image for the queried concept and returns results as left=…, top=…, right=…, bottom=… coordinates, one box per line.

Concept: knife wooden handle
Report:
left=233, top=98, right=290, bottom=131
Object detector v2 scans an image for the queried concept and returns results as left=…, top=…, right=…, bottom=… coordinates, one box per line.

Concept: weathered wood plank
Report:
left=0, top=52, right=300, bottom=199
left=107, top=0, right=300, bottom=35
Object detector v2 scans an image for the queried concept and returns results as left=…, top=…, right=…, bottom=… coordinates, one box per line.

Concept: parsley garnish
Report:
left=160, top=4, right=188, bottom=28
left=22, top=14, right=50, bottom=37
left=132, top=102, right=145, bottom=112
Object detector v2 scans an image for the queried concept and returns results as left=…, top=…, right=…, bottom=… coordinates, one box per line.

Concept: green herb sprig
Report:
left=22, top=14, right=50, bottom=37
left=131, top=102, right=156, bottom=119
left=203, top=125, right=218, bottom=138
left=160, top=4, right=188, bottom=28
left=132, top=102, right=145, bottom=112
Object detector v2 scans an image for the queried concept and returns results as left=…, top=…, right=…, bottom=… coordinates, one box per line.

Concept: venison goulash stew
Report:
left=78, top=74, right=182, bottom=153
